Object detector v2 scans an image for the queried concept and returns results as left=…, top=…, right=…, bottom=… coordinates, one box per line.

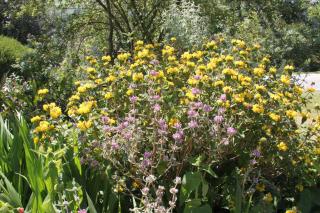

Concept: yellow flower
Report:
left=77, top=101, right=94, bottom=114
left=126, top=89, right=134, bottom=96
left=269, top=113, right=281, bottom=122
left=253, top=67, right=265, bottom=77
left=284, top=65, right=294, bottom=72
left=234, top=60, right=246, bottom=68
left=269, top=67, right=277, bottom=74
left=43, top=103, right=56, bottom=111
left=37, top=88, right=49, bottom=96
left=77, top=120, right=92, bottom=131
left=256, top=183, right=265, bottom=192
left=104, top=92, right=114, bottom=100
left=77, top=86, right=87, bottom=93
left=263, top=193, right=273, bottom=203
left=117, top=52, right=131, bottom=61
left=223, top=86, right=232, bottom=93
left=285, top=209, right=297, bottom=213
left=35, top=121, right=50, bottom=133
left=106, top=75, right=117, bottom=83
left=214, top=80, right=224, bottom=87
left=181, top=52, right=192, bottom=61
left=314, top=148, right=320, bottom=155
left=132, top=72, right=144, bottom=82
left=307, top=87, right=316, bottom=93
left=286, top=110, right=297, bottom=119
left=187, top=77, right=199, bottom=85
left=262, top=57, right=270, bottom=64
left=33, top=137, right=39, bottom=144
left=69, top=94, right=80, bottom=102
left=225, top=55, right=234, bottom=62
left=31, top=116, right=41, bottom=123
left=86, top=67, right=96, bottom=74
left=206, top=40, right=217, bottom=49
left=233, top=93, right=245, bottom=103
left=68, top=107, right=77, bottom=117
left=135, top=40, right=144, bottom=46
left=169, top=118, right=179, bottom=127
left=186, top=91, right=196, bottom=100
left=252, top=104, right=264, bottom=114
left=162, top=45, right=175, bottom=56
left=277, top=142, right=288, bottom=151
left=296, top=184, right=304, bottom=192
left=102, top=55, right=111, bottom=62
left=222, top=68, right=237, bottom=76
left=167, top=67, right=179, bottom=74
left=50, top=106, right=62, bottom=119
left=186, top=61, right=196, bottom=68
left=280, top=75, right=290, bottom=85
left=108, top=118, right=116, bottom=125
left=294, top=86, right=303, bottom=95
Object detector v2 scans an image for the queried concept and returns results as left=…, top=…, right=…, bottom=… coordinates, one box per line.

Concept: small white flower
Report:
left=174, top=177, right=181, bottom=185
left=141, top=187, right=149, bottom=195
left=145, top=175, right=156, bottom=184
left=169, top=187, right=178, bottom=194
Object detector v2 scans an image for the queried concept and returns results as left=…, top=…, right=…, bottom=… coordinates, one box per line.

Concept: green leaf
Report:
left=298, top=189, right=312, bottom=213
left=182, top=172, right=202, bottom=192
left=311, top=188, right=320, bottom=206
left=201, top=165, right=218, bottom=178
left=0, top=171, right=22, bottom=208
left=184, top=204, right=212, bottom=213
left=202, top=181, right=209, bottom=198
left=86, top=192, right=97, bottom=213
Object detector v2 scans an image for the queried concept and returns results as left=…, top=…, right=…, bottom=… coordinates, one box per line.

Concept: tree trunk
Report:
left=106, top=0, right=114, bottom=60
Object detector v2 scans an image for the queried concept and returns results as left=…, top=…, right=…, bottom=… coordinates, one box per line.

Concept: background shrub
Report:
left=0, top=35, right=30, bottom=79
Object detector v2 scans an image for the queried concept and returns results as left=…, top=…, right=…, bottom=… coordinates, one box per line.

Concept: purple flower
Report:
left=203, top=104, right=212, bottom=112
left=153, top=104, right=161, bottom=112
left=158, top=118, right=168, bottom=134
left=172, top=130, right=184, bottom=141
left=129, top=96, right=138, bottom=103
left=174, top=122, right=182, bottom=129
left=152, top=95, right=160, bottom=100
left=191, top=88, right=201, bottom=95
left=101, top=116, right=109, bottom=123
left=150, top=70, right=158, bottom=76
left=111, top=141, right=119, bottom=150
left=144, top=151, right=152, bottom=158
left=78, top=209, right=87, bottom=213
left=218, top=107, right=226, bottom=115
left=142, top=159, right=151, bottom=168
left=122, top=132, right=133, bottom=140
left=150, top=59, right=160, bottom=65
left=193, top=101, right=203, bottom=109
left=125, top=116, right=135, bottom=123
left=220, top=94, right=227, bottom=102
left=227, top=127, right=237, bottom=136
left=250, top=159, right=257, bottom=165
left=194, top=75, right=201, bottom=80
left=252, top=149, right=261, bottom=158
left=187, top=109, right=199, bottom=118
left=188, top=120, right=198, bottom=129
left=214, top=115, right=224, bottom=124
left=103, top=125, right=114, bottom=133
left=221, top=138, right=229, bottom=145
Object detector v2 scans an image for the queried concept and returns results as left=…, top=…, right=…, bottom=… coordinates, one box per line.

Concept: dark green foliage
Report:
left=0, top=36, right=30, bottom=78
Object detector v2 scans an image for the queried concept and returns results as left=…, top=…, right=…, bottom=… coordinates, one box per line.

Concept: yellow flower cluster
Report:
left=37, top=88, right=49, bottom=96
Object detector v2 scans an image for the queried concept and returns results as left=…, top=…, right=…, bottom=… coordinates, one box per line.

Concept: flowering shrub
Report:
left=31, top=38, right=320, bottom=212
